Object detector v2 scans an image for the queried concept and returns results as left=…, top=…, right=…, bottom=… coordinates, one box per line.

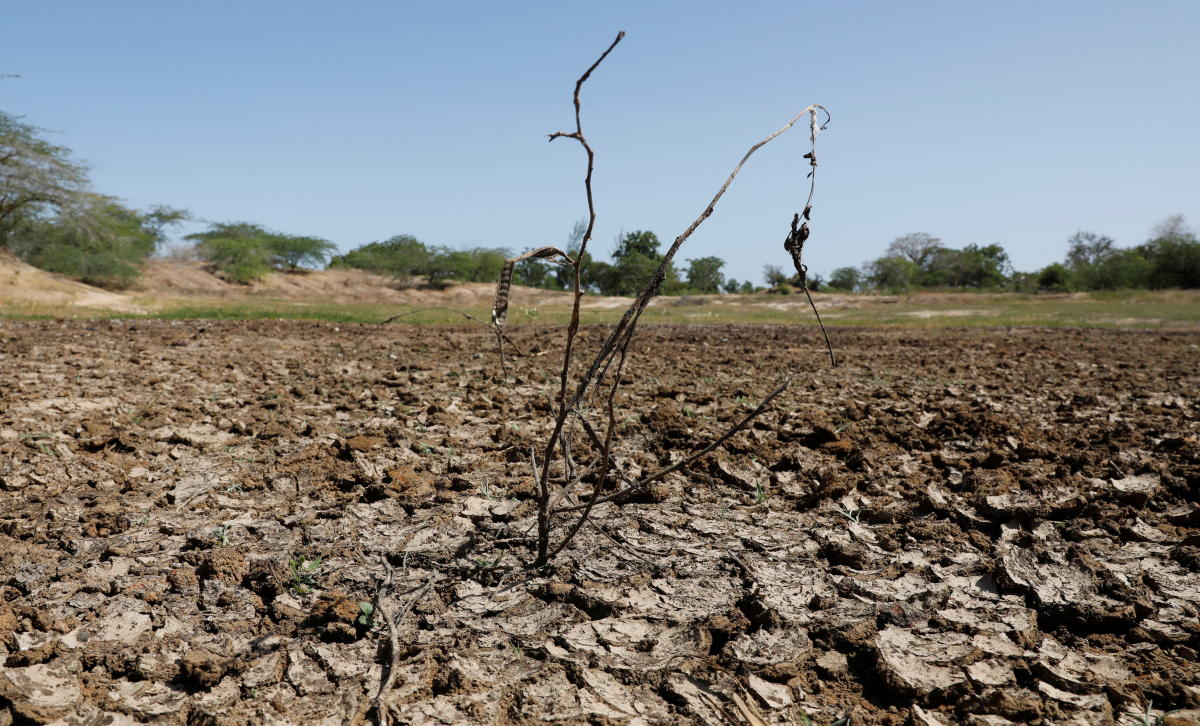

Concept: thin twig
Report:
left=532, top=30, right=625, bottom=567
left=364, top=580, right=432, bottom=726
left=542, top=106, right=831, bottom=550
left=348, top=563, right=393, bottom=726
left=519, top=31, right=830, bottom=567
left=553, top=381, right=788, bottom=514
left=566, top=104, right=830, bottom=415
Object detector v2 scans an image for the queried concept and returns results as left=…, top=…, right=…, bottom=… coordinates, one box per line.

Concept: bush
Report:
left=1035, top=263, right=1071, bottom=292
left=188, top=222, right=335, bottom=283
left=187, top=223, right=274, bottom=283
left=330, top=234, right=431, bottom=283
left=827, top=266, right=860, bottom=291
left=1142, top=237, right=1200, bottom=289
left=7, top=198, right=186, bottom=288
left=866, top=255, right=920, bottom=293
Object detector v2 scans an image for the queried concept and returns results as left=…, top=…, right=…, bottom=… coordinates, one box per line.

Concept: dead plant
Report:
left=491, top=31, right=833, bottom=568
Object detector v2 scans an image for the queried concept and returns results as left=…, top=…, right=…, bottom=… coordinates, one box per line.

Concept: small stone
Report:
left=180, top=648, right=230, bottom=688
left=815, top=650, right=848, bottom=678
left=967, top=659, right=1015, bottom=687
left=310, top=590, right=360, bottom=625
left=197, top=548, right=248, bottom=585
left=966, top=716, right=1017, bottom=726
left=167, top=567, right=200, bottom=593
left=912, top=704, right=952, bottom=725
left=1109, top=473, right=1160, bottom=505
left=7, top=631, right=57, bottom=666
left=747, top=674, right=793, bottom=709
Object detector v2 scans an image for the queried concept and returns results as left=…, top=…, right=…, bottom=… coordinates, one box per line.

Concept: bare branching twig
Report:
left=491, top=32, right=832, bottom=568
left=525, top=30, right=626, bottom=567
left=353, top=578, right=432, bottom=726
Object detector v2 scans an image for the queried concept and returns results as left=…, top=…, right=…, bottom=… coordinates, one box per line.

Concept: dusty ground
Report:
left=1, top=320, right=1198, bottom=725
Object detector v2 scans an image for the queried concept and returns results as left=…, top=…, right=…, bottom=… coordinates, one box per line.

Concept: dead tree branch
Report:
left=526, top=31, right=625, bottom=567
left=495, top=31, right=831, bottom=568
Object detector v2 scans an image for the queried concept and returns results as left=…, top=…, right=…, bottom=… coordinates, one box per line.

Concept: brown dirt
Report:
left=0, top=250, right=142, bottom=312
left=1, top=320, right=1198, bottom=724
left=133, top=259, right=634, bottom=310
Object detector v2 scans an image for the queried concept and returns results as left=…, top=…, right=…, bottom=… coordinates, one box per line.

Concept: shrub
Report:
left=1035, top=263, right=1071, bottom=292
left=8, top=198, right=186, bottom=288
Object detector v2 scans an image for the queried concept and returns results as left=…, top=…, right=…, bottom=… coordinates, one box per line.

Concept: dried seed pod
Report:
left=491, top=246, right=573, bottom=328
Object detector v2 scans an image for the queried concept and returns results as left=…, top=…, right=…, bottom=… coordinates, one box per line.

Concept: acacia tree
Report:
left=3, top=195, right=184, bottom=287
left=0, top=111, right=90, bottom=237
left=886, top=232, right=943, bottom=270
left=2, top=111, right=188, bottom=286
left=268, top=234, right=336, bottom=271
left=188, top=222, right=337, bottom=281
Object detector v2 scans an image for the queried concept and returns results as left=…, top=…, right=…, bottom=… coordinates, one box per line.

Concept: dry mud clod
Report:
left=0, top=321, right=1198, bottom=723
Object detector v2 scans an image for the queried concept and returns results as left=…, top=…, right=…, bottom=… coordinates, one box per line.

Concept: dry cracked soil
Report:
left=1, top=319, right=1198, bottom=725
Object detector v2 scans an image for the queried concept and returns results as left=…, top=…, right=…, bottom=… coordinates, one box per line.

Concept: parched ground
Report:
left=1, top=320, right=1198, bottom=725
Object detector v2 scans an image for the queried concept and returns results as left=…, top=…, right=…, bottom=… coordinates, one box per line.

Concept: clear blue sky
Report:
left=4, top=1, right=1198, bottom=284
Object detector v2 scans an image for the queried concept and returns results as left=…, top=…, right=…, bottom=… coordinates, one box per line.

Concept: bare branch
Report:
left=531, top=31, right=625, bottom=567
left=511, top=32, right=831, bottom=568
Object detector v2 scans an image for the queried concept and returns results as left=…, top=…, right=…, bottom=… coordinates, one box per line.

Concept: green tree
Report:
left=512, top=255, right=558, bottom=288
left=428, top=246, right=508, bottom=284
left=1, top=111, right=186, bottom=286
left=268, top=234, right=336, bottom=271
left=916, top=243, right=1010, bottom=288
left=1141, top=215, right=1200, bottom=289
left=612, top=230, right=660, bottom=260
left=1035, top=263, right=1071, bottom=292
left=866, top=255, right=920, bottom=292
left=722, top=277, right=741, bottom=294
left=329, top=234, right=431, bottom=283
left=956, top=243, right=1011, bottom=288
left=189, top=222, right=337, bottom=282
left=685, top=256, right=725, bottom=294
left=187, top=222, right=274, bottom=283
left=600, top=229, right=681, bottom=296
left=827, top=266, right=860, bottom=291
left=9, top=197, right=186, bottom=288
left=1065, top=230, right=1116, bottom=269
left=607, top=250, right=661, bottom=296
left=1061, top=229, right=1159, bottom=290
left=580, top=257, right=614, bottom=294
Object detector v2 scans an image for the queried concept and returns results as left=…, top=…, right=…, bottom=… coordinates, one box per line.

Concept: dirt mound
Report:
left=135, top=259, right=639, bottom=309
left=0, top=250, right=140, bottom=312
left=1, top=255, right=636, bottom=314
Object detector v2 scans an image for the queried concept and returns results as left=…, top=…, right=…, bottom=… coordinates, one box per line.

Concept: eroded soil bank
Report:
left=1, top=320, right=1198, bottom=725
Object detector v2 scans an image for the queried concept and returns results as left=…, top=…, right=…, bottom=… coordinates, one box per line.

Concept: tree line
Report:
left=817, top=223, right=1200, bottom=294
left=3, top=108, right=1197, bottom=294
left=328, top=224, right=747, bottom=295
left=0, top=109, right=738, bottom=293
